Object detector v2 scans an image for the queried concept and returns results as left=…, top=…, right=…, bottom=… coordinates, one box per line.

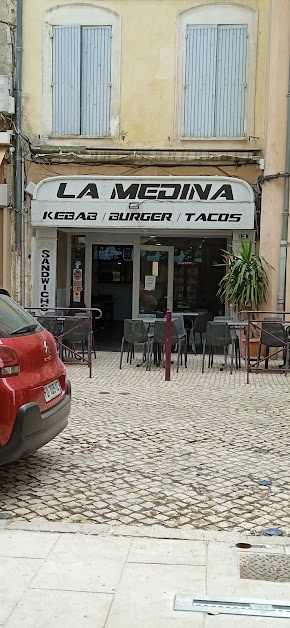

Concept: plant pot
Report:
left=243, top=337, right=266, bottom=360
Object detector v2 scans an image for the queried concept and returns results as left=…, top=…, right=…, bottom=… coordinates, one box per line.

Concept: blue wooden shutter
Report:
left=183, top=25, right=217, bottom=138
left=52, top=26, right=81, bottom=135
left=215, top=26, right=247, bottom=137
left=81, top=26, right=112, bottom=136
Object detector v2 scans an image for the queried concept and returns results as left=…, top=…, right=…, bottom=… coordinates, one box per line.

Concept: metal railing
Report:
left=26, top=307, right=102, bottom=378
left=243, top=310, right=290, bottom=383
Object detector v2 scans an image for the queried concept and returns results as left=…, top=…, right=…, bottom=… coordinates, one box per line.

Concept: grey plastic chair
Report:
left=257, top=319, right=289, bottom=372
left=149, top=319, right=187, bottom=372
left=172, top=315, right=188, bottom=365
left=75, top=313, right=97, bottom=358
left=62, top=318, right=91, bottom=359
left=214, top=316, right=241, bottom=369
left=120, top=319, right=153, bottom=370
left=37, top=316, right=63, bottom=339
left=190, top=312, right=211, bottom=354
left=202, top=321, right=235, bottom=374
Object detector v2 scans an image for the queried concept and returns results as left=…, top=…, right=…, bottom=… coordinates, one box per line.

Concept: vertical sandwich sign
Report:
left=33, top=232, right=57, bottom=311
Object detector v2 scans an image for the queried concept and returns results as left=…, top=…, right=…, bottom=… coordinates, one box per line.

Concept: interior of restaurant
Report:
left=88, top=236, right=228, bottom=350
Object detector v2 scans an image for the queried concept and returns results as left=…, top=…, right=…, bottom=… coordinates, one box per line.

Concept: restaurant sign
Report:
left=31, top=176, right=255, bottom=230
left=33, top=237, right=57, bottom=311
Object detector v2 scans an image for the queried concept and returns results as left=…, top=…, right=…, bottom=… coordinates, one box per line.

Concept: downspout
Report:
left=278, top=56, right=290, bottom=313
left=15, top=0, right=23, bottom=302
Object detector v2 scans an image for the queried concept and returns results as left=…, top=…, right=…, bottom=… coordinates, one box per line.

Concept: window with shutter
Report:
left=52, top=25, right=112, bottom=137
left=183, top=24, right=247, bottom=138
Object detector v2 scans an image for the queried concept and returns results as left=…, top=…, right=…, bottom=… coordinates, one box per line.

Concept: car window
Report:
left=0, top=296, right=43, bottom=337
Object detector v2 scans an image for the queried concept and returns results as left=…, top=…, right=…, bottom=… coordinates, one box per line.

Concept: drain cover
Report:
left=174, top=595, right=290, bottom=618
left=240, top=553, right=290, bottom=583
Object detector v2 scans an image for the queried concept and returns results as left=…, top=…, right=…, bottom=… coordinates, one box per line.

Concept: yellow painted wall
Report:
left=22, top=0, right=270, bottom=151
left=28, top=161, right=260, bottom=187
left=259, top=0, right=290, bottom=312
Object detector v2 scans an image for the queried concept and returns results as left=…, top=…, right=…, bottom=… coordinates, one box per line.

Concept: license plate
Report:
left=44, top=379, right=62, bottom=403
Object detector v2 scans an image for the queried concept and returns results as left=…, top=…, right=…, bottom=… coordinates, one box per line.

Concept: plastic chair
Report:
left=120, top=319, right=153, bottom=370
left=37, top=316, right=63, bottom=339
left=62, top=318, right=91, bottom=359
left=257, top=319, right=290, bottom=372
left=214, top=316, right=241, bottom=369
left=149, top=319, right=187, bottom=372
left=76, top=312, right=97, bottom=358
left=202, top=321, right=235, bottom=374
left=190, top=312, right=212, bottom=354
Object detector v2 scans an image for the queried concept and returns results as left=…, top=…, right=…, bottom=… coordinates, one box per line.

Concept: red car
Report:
left=0, top=295, right=71, bottom=465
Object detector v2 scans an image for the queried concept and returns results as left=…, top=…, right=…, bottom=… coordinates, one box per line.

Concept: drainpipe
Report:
left=278, top=56, right=290, bottom=313
left=15, top=0, right=23, bottom=302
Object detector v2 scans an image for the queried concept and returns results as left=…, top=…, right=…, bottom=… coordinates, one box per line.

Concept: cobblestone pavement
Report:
left=1, top=351, right=290, bottom=534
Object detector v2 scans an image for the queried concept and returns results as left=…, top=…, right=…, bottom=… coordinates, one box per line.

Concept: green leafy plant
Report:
left=217, top=240, right=271, bottom=311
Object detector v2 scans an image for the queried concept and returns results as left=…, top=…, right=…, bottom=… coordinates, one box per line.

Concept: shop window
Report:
left=173, top=238, right=227, bottom=315
left=92, top=245, right=133, bottom=287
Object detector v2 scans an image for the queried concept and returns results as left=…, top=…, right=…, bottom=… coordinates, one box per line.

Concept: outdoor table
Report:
left=173, top=311, right=201, bottom=317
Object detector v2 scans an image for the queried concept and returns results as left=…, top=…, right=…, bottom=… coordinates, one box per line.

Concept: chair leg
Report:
left=208, top=345, right=211, bottom=369
left=150, top=338, right=155, bottom=370
left=145, top=341, right=149, bottom=370
left=126, top=342, right=131, bottom=363
left=235, top=342, right=238, bottom=370
left=120, top=337, right=125, bottom=369
left=257, top=340, right=261, bottom=366
left=190, top=330, right=196, bottom=355
left=230, top=342, right=234, bottom=374
left=202, top=340, right=206, bottom=373
left=285, top=342, right=290, bottom=376
left=92, top=334, right=96, bottom=359
left=184, top=338, right=188, bottom=368
left=265, top=346, right=269, bottom=369
left=224, top=347, right=227, bottom=370
left=129, top=344, right=134, bottom=364
left=177, top=341, right=181, bottom=373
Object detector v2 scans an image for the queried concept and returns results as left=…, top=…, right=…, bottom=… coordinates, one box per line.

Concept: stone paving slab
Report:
left=5, top=590, right=112, bottom=628
left=0, top=352, right=290, bottom=534
left=1, top=526, right=290, bottom=627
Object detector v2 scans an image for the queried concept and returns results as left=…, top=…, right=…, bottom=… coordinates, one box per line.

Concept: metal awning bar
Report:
left=174, top=594, right=290, bottom=618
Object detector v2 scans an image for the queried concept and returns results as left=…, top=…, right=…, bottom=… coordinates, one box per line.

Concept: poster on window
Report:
left=73, top=268, right=83, bottom=287
left=145, top=275, right=156, bottom=291
left=73, top=289, right=81, bottom=303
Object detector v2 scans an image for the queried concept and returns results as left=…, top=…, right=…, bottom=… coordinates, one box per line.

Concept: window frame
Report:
left=42, top=3, right=120, bottom=140
left=175, top=3, right=258, bottom=141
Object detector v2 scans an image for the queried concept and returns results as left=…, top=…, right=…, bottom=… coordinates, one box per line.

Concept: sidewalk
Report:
left=1, top=521, right=290, bottom=627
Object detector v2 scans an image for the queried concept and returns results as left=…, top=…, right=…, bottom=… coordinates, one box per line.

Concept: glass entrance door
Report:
left=139, top=246, right=174, bottom=315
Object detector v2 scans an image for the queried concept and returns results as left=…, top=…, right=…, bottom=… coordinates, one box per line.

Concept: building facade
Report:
left=259, top=0, right=290, bottom=313
left=0, top=0, right=15, bottom=296
left=21, top=0, right=271, bottom=329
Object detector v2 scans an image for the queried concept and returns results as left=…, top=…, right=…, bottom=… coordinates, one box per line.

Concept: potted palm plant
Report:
left=217, top=240, right=271, bottom=358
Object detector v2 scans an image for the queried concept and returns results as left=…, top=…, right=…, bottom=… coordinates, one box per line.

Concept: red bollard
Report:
left=165, top=310, right=172, bottom=381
